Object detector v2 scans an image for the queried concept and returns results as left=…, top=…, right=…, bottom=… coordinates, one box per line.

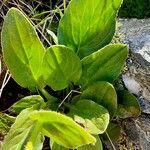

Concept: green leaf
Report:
left=1, top=8, right=45, bottom=91
left=58, top=0, right=122, bottom=58
left=77, top=135, right=103, bottom=150
left=1, top=108, right=44, bottom=150
left=30, top=110, right=96, bottom=149
left=10, top=95, right=46, bottom=114
left=101, top=123, right=121, bottom=142
left=71, top=95, right=81, bottom=104
left=80, top=81, right=117, bottom=117
left=50, top=140, right=68, bottom=150
left=116, top=90, right=141, bottom=118
left=42, top=45, right=82, bottom=90
left=78, top=44, right=128, bottom=86
left=0, top=113, right=15, bottom=136
left=47, top=29, right=58, bottom=44
left=69, top=100, right=110, bottom=135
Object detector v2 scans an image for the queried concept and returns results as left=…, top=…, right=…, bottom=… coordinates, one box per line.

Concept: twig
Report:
left=57, top=90, right=82, bottom=110
left=63, top=0, right=66, bottom=11
left=105, top=131, right=116, bottom=150
left=0, top=70, right=11, bottom=98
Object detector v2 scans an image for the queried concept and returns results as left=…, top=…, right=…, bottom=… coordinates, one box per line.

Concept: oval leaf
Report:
left=1, top=108, right=44, bottom=150
left=116, top=90, right=141, bottom=118
left=77, top=135, right=103, bottom=150
left=0, top=113, right=15, bottom=136
left=47, top=29, right=58, bottom=44
left=69, top=100, right=110, bottom=135
left=50, top=140, right=68, bottom=150
left=80, top=81, right=117, bottom=117
left=1, top=8, right=45, bottom=91
left=101, top=123, right=121, bottom=142
left=10, top=95, right=45, bottom=114
left=58, top=0, right=122, bottom=58
left=42, top=45, right=82, bottom=90
left=78, top=44, right=128, bottom=86
left=30, top=110, right=96, bottom=149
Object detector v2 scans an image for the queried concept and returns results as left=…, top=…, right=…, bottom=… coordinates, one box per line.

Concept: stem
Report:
left=105, top=131, right=116, bottom=150
left=63, top=0, right=66, bottom=12
left=39, top=87, right=56, bottom=103
left=57, top=90, right=82, bottom=110
left=63, top=102, right=76, bottom=110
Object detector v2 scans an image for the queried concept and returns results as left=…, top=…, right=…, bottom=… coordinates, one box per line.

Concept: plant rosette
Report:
left=1, top=0, right=140, bottom=149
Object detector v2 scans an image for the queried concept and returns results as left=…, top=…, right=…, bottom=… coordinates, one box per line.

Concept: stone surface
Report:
left=118, top=19, right=150, bottom=63
left=115, top=19, right=150, bottom=150
left=118, top=18, right=150, bottom=103
left=105, top=115, right=150, bottom=150
left=123, top=115, right=150, bottom=150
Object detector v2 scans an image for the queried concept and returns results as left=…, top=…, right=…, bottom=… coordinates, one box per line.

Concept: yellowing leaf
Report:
left=25, top=142, right=33, bottom=150
left=30, top=110, right=96, bottom=149
left=116, top=90, right=141, bottom=118
left=69, top=100, right=110, bottom=135
left=1, top=108, right=44, bottom=150
left=77, top=135, right=103, bottom=150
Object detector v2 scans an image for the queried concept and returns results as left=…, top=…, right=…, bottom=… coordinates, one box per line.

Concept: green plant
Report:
left=1, top=0, right=141, bottom=149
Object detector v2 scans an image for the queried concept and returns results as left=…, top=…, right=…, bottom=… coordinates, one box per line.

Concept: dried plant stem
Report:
left=105, top=131, right=116, bottom=150
left=57, top=90, right=82, bottom=110
left=0, top=70, right=11, bottom=98
left=63, top=0, right=66, bottom=11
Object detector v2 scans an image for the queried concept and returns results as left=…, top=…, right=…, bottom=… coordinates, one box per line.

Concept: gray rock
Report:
left=118, top=19, right=150, bottom=63
left=105, top=115, right=150, bottom=150
left=114, top=19, right=150, bottom=150
left=123, top=114, right=150, bottom=150
left=137, top=115, right=150, bottom=150
left=118, top=19, right=150, bottom=104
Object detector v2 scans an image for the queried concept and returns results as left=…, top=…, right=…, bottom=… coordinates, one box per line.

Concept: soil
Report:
left=0, top=78, right=30, bottom=112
